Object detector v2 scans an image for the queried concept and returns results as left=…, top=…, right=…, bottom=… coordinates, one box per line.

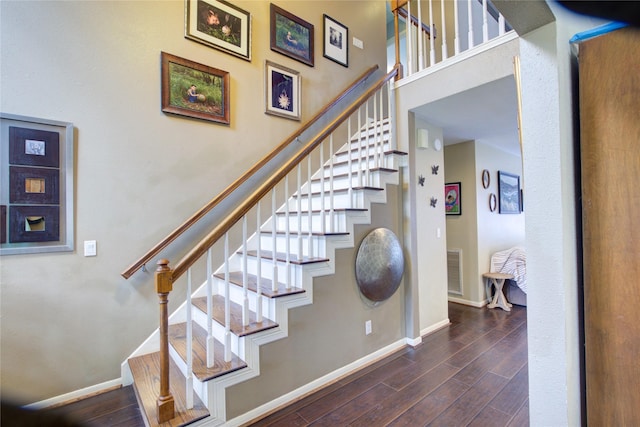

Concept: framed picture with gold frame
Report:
left=161, top=52, right=230, bottom=125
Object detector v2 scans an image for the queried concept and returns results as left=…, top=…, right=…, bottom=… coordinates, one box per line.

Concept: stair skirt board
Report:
left=123, top=123, right=406, bottom=425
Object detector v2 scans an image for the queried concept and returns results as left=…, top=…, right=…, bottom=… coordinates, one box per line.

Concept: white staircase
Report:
left=122, top=117, right=406, bottom=426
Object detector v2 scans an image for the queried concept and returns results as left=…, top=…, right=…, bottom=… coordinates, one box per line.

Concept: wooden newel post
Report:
left=155, top=259, right=175, bottom=423
left=391, top=0, right=404, bottom=81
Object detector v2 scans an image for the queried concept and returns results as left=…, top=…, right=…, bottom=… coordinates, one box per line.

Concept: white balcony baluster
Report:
left=468, top=0, right=474, bottom=49
left=482, top=0, right=489, bottom=43
left=441, top=0, right=448, bottom=60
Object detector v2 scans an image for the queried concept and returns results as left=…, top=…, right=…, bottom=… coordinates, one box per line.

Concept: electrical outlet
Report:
left=365, top=320, right=372, bottom=335
left=84, top=240, right=97, bottom=257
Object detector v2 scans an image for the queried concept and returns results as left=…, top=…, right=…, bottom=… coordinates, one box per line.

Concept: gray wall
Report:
left=0, top=0, right=392, bottom=405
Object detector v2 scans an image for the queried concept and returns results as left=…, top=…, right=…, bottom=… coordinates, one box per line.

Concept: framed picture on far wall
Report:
left=445, top=182, right=462, bottom=215
left=270, top=3, right=314, bottom=67
left=265, top=60, right=301, bottom=121
left=323, top=14, right=348, bottom=67
left=498, top=170, right=521, bottom=214
left=185, top=0, right=251, bottom=61
left=161, top=52, right=230, bottom=125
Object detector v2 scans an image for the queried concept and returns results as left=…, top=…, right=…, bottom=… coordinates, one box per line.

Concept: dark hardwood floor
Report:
left=14, top=302, right=527, bottom=427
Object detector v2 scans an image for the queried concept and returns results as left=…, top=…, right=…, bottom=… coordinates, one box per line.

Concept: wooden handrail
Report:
left=170, top=66, right=400, bottom=282
left=398, top=6, right=434, bottom=39
left=121, top=65, right=379, bottom=279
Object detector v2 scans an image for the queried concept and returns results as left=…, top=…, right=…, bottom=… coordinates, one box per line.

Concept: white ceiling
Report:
left=412, top=76, right=521, bottom=156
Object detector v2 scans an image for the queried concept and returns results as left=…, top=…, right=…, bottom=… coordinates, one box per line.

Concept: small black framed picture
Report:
left=323, top=14, right=348, bottom=67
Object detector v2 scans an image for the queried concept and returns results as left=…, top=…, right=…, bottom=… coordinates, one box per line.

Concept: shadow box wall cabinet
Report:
left=0, top=113, right=75, bottom=255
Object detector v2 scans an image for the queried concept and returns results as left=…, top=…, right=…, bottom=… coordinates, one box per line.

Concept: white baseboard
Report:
left=447, top=295, right=487, bottom=308
left=225, top=338, right=408, bottom=426
left=24, top=378, right=122, bottom=410
left=420, top=318, right=451, bottom=338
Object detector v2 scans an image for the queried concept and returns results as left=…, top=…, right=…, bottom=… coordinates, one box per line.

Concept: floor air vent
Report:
left=447, top=249, right=463, bottom=295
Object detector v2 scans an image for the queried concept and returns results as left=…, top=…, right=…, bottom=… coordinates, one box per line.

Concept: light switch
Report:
left=84, top=240, right=97, bottom=257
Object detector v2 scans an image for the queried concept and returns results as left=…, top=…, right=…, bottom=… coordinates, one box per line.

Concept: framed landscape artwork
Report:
left=185, top=0, right=251, bottom=61
left=265, top=60, right=300, bottom=121
left=498, top=170, right=521, bottom=214
left=270, top=4, right=314, bottom=67
left=323, top=14, right=348, bottom=67
left=445, top=182, right=462, bottom=215
left=161, top=52, right=230, bottom=125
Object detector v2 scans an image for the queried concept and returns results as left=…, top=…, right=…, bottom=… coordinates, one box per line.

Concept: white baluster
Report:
left=320, top=142, right=326, bottom=235
left=206, top=248, right=214, bottom=368
left=417, top=0, right=424, bottom=71
left=224, top=233, right=231, bottom=362
left=429, top=0, right=436, bottom=66
left=468, top=0, right=474, bottom=49
left=406, top=0, right=413, bottom=76
left=242, top=215, right=249, bottom=326
left=347, top=116, right=353, bottom=205
left=329, top=134, right=335, bottom=233
left=307, top=156, right=313, bottom=258
left=482, top=0, right=488, bottom=43
left=285, top=175, right=291, bottom=289
left=256, top=201, right=262, bottom=323
left=271, top=188, right=278, bottom=292
left=365, top=101, right=371, bottom=186
left=498, top=13, right=505, bottom=36
left=387, top=81, right=394, bottom=153
left=297, top=164, right=303, bottom=260
left=357, top=106, right=363, bottom=189
left=186, top=268, right=194, bottom=409
left=372, top=93, right=379, bottom=172
left=454, top=0, right=460, bottom=55
left=441, top=0, right=448, bottom=60
left=378, top=89, right=384, bottom=171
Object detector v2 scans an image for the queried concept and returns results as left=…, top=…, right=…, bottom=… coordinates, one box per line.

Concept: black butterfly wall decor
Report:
left=431, top=165, right=439, bottom=175
left=430, top=197, right=438, bottom=207
left=418, top=175, right=425, bottom=186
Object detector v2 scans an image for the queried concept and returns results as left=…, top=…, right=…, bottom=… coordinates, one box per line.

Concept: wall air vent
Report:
left=447, top=249, right=463, bottom=295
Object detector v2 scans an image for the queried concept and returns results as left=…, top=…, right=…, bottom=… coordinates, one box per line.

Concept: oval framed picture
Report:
left=489, top=193, right=497, bottom=212
left=482, top=169, right=490, bottom=189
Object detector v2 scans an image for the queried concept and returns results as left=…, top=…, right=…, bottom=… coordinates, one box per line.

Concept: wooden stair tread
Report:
left=260, top=230, right=350, bottom=237
left=168, top=322, right=247, bottom=382
left=213, top=271, right=305, bottom=298
left=291, top=186, right=384, bottom=198
left=319, top=166, right=399, bottom=174
left=243, top=249, right=330, bottom=265
left=274, top=207, right=368, bottom=215
left=192, top=295, right=278, bottom=337
left=128, top=352, right=209, bottom=427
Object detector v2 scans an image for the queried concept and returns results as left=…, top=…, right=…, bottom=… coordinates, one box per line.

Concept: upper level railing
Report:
left=391, top=0, right=512, bottom=78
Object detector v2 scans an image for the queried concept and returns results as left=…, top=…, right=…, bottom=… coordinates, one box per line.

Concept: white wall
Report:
left=0, top=0, right=391, bottom=405
left=520, top=2, right=607, bottom=424
left=412, top=118, right=449, bottom=334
